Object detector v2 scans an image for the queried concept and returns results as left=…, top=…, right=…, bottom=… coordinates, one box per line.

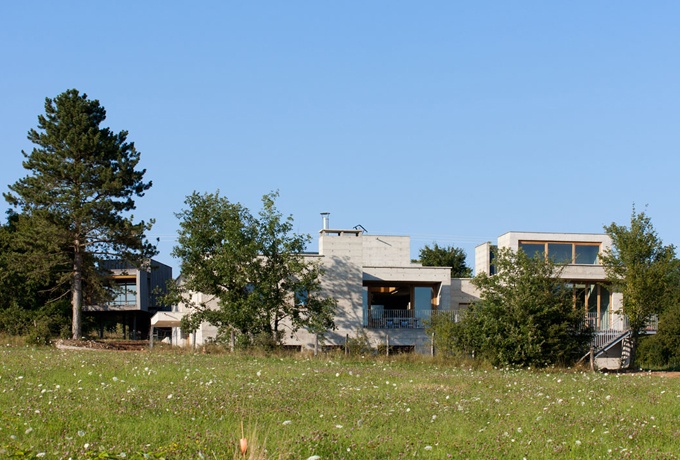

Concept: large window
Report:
left=111, top=279, right=137, bottom=307
left=519, top=241, right=601, bottom=265
left=363, top=283, right=438, bottom=328
left=567, top=282, right=611, bottom=330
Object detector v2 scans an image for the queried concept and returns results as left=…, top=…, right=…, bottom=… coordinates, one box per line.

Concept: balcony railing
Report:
left=585, top=313, right=658, bottom=332
left=363, top=309, right=460, bottom=329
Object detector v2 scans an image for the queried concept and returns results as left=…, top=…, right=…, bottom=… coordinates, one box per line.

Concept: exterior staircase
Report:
left=580, top=316, right=658, bottom=369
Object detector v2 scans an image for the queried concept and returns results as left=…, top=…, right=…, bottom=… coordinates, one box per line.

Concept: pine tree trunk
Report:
left=72, top=243, right=83, bottom=339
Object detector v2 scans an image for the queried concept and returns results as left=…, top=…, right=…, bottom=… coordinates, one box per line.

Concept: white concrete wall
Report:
left=361, top=235, right=411, bottom=266
left=450, top=278, right=480, bottom=311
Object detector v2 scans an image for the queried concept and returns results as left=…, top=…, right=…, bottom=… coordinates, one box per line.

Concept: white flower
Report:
left=36, top=453, right=45, bottom=458
left=282, top=420, right=292, bottom=425
left=256, top=371, right=261, bottom=377
left=25, top=427, right=33, bottom=434
left=167, top=394, right=173, bottom=399
left=575, top=440, right=581, bottom=446
left=306, top=456, right=321, bottom=460
left=77, top=430, right=85, bottom=437
left=424, top=446, right=433, bottom=451
left=84, top=443, right=90, bottom=449
left=335, top=424, right=343, bottom=429
left=335, top=373, right=340, bottom=377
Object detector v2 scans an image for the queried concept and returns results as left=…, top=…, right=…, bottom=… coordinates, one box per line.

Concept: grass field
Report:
left=1, top=345, right=679, bottom=459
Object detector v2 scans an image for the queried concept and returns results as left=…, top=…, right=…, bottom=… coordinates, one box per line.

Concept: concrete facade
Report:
left=166, top=227, right=453, bottom=353
left=474, top=231, right=629, bottom=368
left=160, top=227, right=637, bottom=368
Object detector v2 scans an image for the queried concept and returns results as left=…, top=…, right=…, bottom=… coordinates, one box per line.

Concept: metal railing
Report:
left=585, top=312, right=658, bottom=333
left=585, top=313, right=658, bottom=352
left=363, top=309, right=460, bottom=329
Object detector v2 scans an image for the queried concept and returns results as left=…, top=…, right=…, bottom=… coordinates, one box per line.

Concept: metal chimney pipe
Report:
left=320, top=212, right=330, bottom=230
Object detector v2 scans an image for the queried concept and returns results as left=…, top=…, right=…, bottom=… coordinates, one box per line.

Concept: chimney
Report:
left=320, top=212, right=330, bottom=230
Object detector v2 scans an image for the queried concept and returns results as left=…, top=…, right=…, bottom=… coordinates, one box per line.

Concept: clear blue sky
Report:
left=2, top=2, right=679, bottom=274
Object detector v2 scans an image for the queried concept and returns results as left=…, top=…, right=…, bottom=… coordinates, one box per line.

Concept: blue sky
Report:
left=2, top=2, right=680, bottom=274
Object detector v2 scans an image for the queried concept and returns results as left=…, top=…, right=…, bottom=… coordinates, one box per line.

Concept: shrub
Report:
left=438, top=248, right=592, bottom=368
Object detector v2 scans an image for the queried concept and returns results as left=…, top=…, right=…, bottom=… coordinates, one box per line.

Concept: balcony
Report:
left=363, top=309, right=459, bottom=329
left=585, top=312, right=658, bottom=332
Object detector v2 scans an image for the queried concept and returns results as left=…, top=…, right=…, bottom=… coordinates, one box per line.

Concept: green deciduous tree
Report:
left=431, top=248, right=591, bottom=367
left=4, top=89, right=156, bottom=339
left=170, top=191, right=336, bottom=345
left=601, top=207, right=679, bottom=367
left=414, top=242, right=472, bottom=278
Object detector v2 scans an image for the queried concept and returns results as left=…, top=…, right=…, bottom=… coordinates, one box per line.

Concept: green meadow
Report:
left=1, top=345, right=679, bottom=459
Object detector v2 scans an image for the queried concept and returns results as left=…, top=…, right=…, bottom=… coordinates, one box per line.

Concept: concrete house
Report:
left=154, top=218, right=454, bottom=352
left=154, top=223, right=655, bottom=368
left=291, top=225, right=454, bottom=353
left=474, top=231, right=660, bottom=368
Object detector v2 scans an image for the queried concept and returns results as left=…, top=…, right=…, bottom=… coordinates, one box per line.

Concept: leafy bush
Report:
left=637, top=302, right=680, bottom=368
left=636, top=335, right=667, bottom=368
left=345, top=329, right=374, bottom=356
left=25, top=319, right=52, bottom=346
left=0, top=302, right=33, bottom=335
left=434, top=248, right=592, bottom=368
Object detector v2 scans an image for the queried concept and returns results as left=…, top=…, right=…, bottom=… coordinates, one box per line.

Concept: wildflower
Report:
left=307, top=456, right=321, bottom=460
left=335, top=425, right=343, bottom=429
left=424, top=446, right=433, bottom=451
left=575, top=440, right=581, bottom=446
left=77, top=430, right=85, bottom=437
left=167, top=394, right=173, bottom=399
left=282, top=420, right=292, bottom=425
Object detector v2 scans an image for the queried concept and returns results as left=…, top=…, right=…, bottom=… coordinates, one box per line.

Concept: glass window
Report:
left=295, top=290, right=308, bottom=306
left=575, top=245, right=599, bottom=264
left=548, top=243, right=573, bottom=263
left=111, top=280, right=136, bottom=306
left=519, top=243, right=545, bottom=259
left=587, top=284, right=598, bottom=314
left=414, top=287, right=433, bottom=311
left=573, top=283, right=587, bottom=309
left=414, top=287, right=433, bottom=321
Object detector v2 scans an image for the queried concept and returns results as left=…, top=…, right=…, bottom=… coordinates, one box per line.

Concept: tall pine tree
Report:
left=4, top=89, right=156, bottom=339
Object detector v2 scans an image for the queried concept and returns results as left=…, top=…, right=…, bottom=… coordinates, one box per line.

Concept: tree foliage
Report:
left=430, top=248, right=591, bottom=367
left=601, top=207, right=679, bottom=366
left=4, top=89, right=156, bottom=338
left=0, top=211, right=72, bottom=340
left=415, top=242, right=472, bottom=278
left=170, top=191, right=336, bottom=345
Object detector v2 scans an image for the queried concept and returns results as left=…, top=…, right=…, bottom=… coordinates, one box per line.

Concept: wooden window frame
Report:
left=519, top=241, right=601, bottom=265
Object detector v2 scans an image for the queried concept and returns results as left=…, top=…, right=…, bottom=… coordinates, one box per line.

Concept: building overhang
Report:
left=150, top=311, right=186, bottom=328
